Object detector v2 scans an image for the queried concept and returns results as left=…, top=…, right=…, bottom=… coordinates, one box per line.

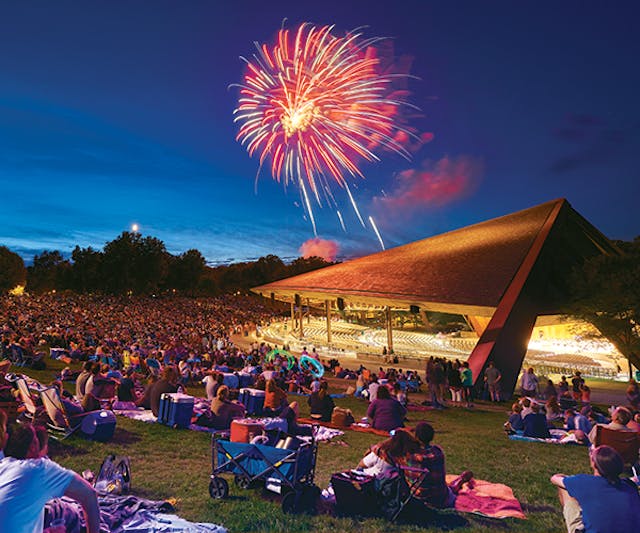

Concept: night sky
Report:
left=2, top=1, right=639, bottom=265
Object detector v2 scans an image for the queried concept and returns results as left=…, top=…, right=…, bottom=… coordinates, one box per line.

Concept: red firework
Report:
left=234, top=23, right=414, bottom=207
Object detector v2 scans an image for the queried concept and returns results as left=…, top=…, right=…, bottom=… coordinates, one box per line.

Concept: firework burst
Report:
left=234, top=23, right=416, bottom=230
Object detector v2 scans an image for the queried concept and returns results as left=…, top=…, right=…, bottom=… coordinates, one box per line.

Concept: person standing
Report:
left=483, top=361, right=502, bottom=402
left=571, top=372, right=585, bottom=402
left=520, top=368, right=539, bottom=398
left=460, top=362, right=473, bottom=407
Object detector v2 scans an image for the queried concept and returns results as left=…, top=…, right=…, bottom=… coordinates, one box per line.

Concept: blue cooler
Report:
left=158, top=393, right=194, bottom=429
left=222, top=373, right=239, bottom=389
left=238, top=387, right=265, bottom=416
left=238, top=372, right=253, bottom=388
left=80, top=410, right=116, bottom=442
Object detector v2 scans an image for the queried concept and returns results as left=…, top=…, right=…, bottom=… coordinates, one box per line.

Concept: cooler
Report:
left=238, top=387, right=265, bottom=416
left=331, top=470, right=377, bottom=517
left=80, top=410, right=116, bottom=442
left=238, top=372, right=253, bottom=388
left=230, top=418, right=265, bottom=443
left=222, top=373, right=239, bottom=389
left=158, top=393, right=194, bottom=429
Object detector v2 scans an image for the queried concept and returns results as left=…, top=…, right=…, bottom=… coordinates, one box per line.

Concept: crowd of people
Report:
left=1, top=293, right=640, bottom=532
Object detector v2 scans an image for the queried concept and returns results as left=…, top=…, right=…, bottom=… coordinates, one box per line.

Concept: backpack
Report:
left=94, top=455, right=131, bottom=495
left=331, top=407, right=355, bottom=427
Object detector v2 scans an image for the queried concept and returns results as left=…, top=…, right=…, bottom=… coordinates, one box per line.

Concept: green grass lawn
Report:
left=16, top=360, right=592, bottom=532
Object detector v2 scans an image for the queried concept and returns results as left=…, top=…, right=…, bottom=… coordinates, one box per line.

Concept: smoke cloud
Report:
left=374, top=155, right=482, bottom=217
left=299, top=238, right=339, bottom=262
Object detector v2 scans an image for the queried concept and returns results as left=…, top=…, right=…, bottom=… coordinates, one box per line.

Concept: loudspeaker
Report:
left=410, top=305, right=420, bottom=314
left=295, top=294, right=301, bottom=307
left=337, top=298, right=345, bottom=311
left=270, top=292, right=275, bottom=303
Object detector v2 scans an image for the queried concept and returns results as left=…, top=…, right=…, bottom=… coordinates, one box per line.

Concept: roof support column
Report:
left=325, top=300, right=332, bottom=345
left=297, top=295, right=304, bottom=338
left=467, top=199, right=564, bottom=398
left=385, top=306, right=394, bottom=354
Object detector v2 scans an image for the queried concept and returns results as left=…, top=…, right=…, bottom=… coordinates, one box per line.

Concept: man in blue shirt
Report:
left=550, top=445, right=640, bottom=533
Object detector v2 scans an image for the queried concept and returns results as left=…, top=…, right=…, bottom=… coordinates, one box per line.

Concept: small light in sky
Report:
left=131, top=223, right=140, bottom=232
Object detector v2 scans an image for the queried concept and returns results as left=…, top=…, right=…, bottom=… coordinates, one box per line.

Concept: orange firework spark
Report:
left=233, top=23, right=415, bottom=230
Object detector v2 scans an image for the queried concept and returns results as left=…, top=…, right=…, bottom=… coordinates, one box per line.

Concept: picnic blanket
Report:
left=312, top=425, right=345, bottom=442
left=45, top=494, right=227, bottom=533
left=113, top=408, right=158, bottom=423
left=508, top=428, right=585, bottom=445
left=298, top=417, right=399, bottom=437
left=446, top=475, right=526, bottom=519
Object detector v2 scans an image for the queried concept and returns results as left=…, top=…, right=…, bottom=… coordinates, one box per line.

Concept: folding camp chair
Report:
left=15, top=376, right=42, bottom=421
left=593, top=426, right=640, bottom=470
left=40, top=386, right=84, bottom=440
left=381, top=465, right=432, bottom=522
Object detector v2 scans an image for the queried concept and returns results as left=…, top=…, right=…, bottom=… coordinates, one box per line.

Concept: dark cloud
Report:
left=551, top=114, right=638, bottom=173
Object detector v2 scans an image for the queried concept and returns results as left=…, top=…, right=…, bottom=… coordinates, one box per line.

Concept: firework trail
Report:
left=234, top=23, right=415, bottom=229
left=369, top=215, right=385, bottom=250
left=336, top=210, right=347, bottom=232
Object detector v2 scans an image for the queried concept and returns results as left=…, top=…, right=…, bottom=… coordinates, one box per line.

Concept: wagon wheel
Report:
left=209, top=477, right=229, bottom=499
left=281, top=491, right=299, bottom=514
left=234, top=474, right=252, bottom=490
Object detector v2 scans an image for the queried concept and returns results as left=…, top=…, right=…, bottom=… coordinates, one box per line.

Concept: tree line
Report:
left=0, top=231, right=331, bottom=296
left=2, top=232, right=640, bottom=370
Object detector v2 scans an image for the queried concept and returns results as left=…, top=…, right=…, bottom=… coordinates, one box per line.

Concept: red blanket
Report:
left=445, top=475, right=526, bottom=519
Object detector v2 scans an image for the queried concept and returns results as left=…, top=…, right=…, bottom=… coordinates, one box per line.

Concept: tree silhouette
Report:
left=565, top=238, right=640, bottom=369
left=0, top=246, right=26, bottom=292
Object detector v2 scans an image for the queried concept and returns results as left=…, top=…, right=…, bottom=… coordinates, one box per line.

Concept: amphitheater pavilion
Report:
left=252, top=199, right=621, bottom=397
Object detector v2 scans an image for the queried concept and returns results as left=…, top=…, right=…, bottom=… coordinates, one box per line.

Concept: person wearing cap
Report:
left=551, top=445, right=640, bottom=533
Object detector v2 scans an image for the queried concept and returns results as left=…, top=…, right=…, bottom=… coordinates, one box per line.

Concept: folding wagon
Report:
left=208, top=433, right=319, bottom=514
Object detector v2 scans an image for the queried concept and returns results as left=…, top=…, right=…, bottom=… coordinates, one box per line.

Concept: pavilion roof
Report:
left=253, top=199, right=616, bottom=316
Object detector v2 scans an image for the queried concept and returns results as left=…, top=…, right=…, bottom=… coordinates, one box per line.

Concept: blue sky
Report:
left=1, top=1, right=639, bottom=264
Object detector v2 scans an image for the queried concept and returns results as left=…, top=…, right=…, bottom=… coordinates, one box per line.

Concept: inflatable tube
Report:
left=300, top=355, right=324, bottom=378
left=266, top=349, right=296, bottom=371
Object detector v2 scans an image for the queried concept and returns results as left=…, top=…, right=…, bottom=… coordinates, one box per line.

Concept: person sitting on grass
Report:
left=357, top=429, right=421, bottom=480
left=308, top=381, right=335, bottom=422
left=523, top=403, right=551, bottom=439
left=0, top=422, right=101, bottom=533
left=551, top=445, right=640, bottom=533
left=210, top=385, right=245, bottom=429
left=366, top=385, right=407, bottom=433
left=279, top=401, right=312, bottom=437
left=504, top=402, right=525, bottom=433
left=263, top=378, right=288, bottom=416
left=135, top=374, right=158, bottom=410
left=545, top=396, right=563, bottom=423
left=149, top=365, right=180, bottom=417
left=405, top=422, right=474, bottom=509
